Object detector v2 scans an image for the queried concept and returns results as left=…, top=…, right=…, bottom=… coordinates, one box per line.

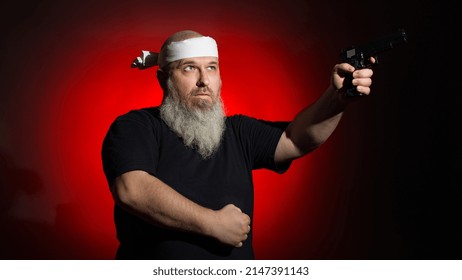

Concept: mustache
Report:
left=191, top=87, right=214, bottom=96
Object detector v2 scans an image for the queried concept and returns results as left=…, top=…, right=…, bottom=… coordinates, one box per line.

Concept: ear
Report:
left=156, top=69, right=169, bottom=91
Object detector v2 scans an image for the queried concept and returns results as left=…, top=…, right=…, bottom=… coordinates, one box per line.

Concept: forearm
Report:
left=275, top=62, right=374, bottom=164
left=278, top=85, right=347, bottom=161
left=294, top=85, right=347, bottom=146
left=111, top=170, right=251, bottom=247
left=111, top=170, right=215, bottom=237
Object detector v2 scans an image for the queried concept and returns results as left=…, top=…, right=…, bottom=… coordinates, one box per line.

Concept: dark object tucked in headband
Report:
left=131, top=51, right=159, bottom=69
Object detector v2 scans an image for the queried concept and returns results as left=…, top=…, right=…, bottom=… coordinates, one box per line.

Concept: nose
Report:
left=196, top=69, right=210, bottom=87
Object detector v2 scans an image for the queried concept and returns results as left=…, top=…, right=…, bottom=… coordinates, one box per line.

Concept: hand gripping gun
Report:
left=340, top=29, right=408, bottom=97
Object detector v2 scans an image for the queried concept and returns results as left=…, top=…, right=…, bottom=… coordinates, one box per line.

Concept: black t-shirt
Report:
left=101, top=107, right=289, bottom=259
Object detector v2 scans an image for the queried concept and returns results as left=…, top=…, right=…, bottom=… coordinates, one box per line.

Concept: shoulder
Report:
left=116, top=107, right=160, bottom=122
left=112, top=107, right=162, bottom=128
left=227, top=114, right=289, bottom=131
left=226, top=114, right=259, bottom=126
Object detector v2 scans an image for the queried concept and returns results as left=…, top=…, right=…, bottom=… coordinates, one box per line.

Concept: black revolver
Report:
left=340, top=29, right=408, bottom=97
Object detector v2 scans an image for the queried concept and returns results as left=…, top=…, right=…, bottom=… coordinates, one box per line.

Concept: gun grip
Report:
left=343, top=75, right=364, bottom=97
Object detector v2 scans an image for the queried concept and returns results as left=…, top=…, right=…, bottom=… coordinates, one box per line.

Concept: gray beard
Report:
left=159, top=80, right=226, bottom=159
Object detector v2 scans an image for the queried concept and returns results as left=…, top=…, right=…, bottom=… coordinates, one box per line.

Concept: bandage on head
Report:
left=131, top=36, right=219, bottom=70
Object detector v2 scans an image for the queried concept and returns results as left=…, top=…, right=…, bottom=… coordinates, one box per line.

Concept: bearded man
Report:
left=101, top=30, right=374, bottom=259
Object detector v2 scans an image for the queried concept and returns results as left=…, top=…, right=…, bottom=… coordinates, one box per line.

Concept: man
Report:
left=101, top=30, right=374, bottom=259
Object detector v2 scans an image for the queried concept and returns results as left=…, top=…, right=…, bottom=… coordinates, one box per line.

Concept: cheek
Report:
left=212, top=77, right=222, bottom=95
left=172, top=78, right=194, bottom=97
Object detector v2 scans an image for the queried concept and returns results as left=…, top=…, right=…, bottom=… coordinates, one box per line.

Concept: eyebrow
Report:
left=177, top=59, right=218, bottom=67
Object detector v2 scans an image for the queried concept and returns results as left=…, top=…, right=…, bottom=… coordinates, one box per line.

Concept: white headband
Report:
left=131, top=36, right=219, bottom=69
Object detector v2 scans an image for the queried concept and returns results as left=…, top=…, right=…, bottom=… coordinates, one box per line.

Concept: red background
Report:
left=1, top=0, right=460, bottom=259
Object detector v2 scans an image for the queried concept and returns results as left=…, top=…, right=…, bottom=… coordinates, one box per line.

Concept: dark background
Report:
left=0, top=0, right=460, bottom=259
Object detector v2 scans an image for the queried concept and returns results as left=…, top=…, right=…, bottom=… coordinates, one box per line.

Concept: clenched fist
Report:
left=208, top=204, right=251, bottom=247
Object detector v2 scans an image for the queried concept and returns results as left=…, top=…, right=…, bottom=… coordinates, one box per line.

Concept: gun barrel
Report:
left=356, top=29, right=408, bottom=56
left=341, top=29, right=408, bottom=62
left=353, top=29, right=407, bottom=57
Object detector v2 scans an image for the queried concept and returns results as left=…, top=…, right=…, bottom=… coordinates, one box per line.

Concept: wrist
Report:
left=199, top=208, right=218, bottom=238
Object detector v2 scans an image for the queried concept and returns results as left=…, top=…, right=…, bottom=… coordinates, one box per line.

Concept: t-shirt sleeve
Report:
left=234, top=115, right=291, bottom=174
left=101, top=110, right=159, bottom=186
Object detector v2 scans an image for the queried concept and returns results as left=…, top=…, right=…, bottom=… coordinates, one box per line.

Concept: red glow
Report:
left=2, top=0, right=350, bottom=259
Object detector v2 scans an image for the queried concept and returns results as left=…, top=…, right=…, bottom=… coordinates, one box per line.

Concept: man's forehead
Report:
left=159, top=36, right=219, bottom=68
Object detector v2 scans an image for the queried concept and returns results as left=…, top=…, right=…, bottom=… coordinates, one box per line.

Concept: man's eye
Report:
left=184, top=66, right=194, bottom=71
left=207, top=66, right=217, bottom=70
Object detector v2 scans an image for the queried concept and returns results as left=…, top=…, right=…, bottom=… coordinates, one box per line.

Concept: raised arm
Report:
left=111, top=170, right=251, bottom=247
left=275, top=62, right=374, bottom=164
